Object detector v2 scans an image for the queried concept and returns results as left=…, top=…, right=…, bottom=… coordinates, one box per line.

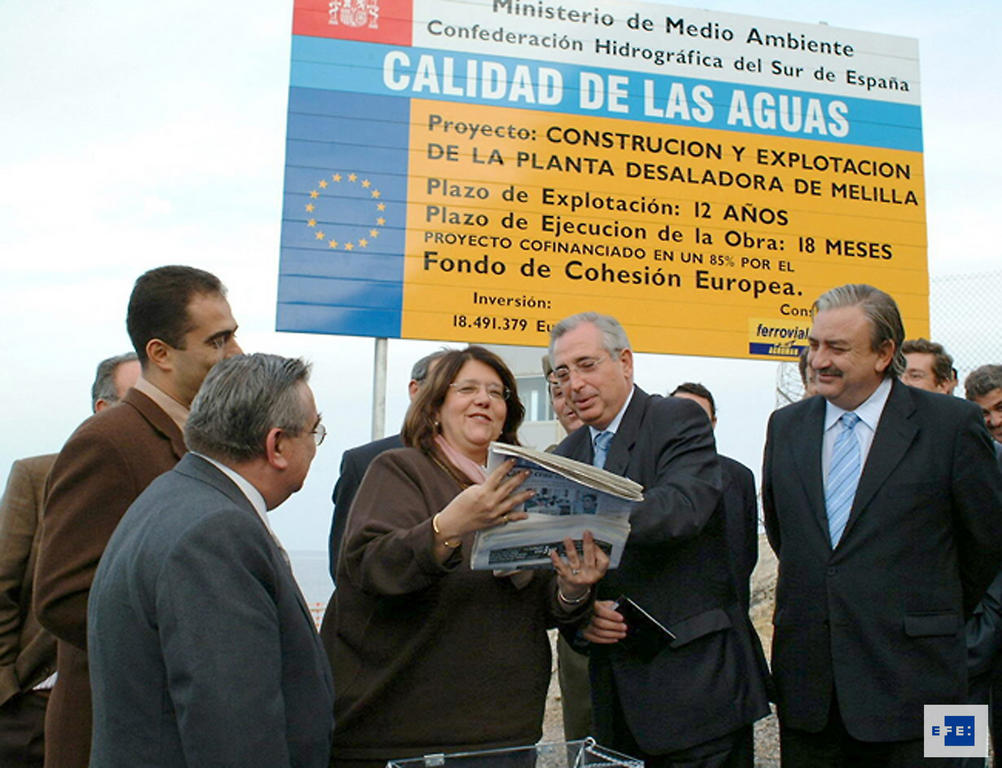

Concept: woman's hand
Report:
left=551, top=530, right=609, bottom=606
left=434, top=459, right=533, bottom=543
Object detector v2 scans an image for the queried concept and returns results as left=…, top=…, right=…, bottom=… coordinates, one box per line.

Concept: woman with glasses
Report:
left=323, top=345, right=609, bottom=768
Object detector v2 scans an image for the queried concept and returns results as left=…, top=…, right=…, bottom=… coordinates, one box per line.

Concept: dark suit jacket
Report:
left=966, top=442, right=1002, bottom=677
left=35, top=389, right=185, bottom=768
left=968, top=573, right=1002, bottom=678
left=328, top=433, right=403, bottom=579
left=762, top=380, right=1002, bottom=741
left=0, top=455, right=57, bottom=706
left=88, top=454, right=333, bottom=767
left=719, top=455, right=758, bottom=612
left=555, top=387, right=770, bottom=754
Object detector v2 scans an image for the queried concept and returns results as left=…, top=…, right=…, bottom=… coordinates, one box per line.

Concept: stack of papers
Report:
left=469, top=443, right=643, bottom=570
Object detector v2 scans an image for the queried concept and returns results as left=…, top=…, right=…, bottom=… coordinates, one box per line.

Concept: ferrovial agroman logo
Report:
left=328, top=0, right=379, bottom=28
left=923, top=705, right=988, bottom=758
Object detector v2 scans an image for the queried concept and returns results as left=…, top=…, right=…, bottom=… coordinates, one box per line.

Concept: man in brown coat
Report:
left=0, top=352, right=139, bottom=768
left=35, top=266, right=240, bottom=768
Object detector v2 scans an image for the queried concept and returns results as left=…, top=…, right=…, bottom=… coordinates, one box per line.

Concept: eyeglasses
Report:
left=449, top=381, right=510, bottom=401
left=311, top=422, right=327, bottom=446
left=548, top=355, right=610, bottom=384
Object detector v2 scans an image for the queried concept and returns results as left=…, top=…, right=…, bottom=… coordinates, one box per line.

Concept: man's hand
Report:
left=582, top=599, right=628, bottom=644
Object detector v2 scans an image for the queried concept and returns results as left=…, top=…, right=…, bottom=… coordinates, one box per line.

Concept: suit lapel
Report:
left=603, top=387, right=648, bottom=477
left=176, top=455, right=318, bottom=630
left=791, top=396, right=829, bottom=543
left=841, top=380, right=918, bottom=541
left=559, top=424, right=594, bottom=463
left=125, top=388, right=187, bottom=459
left=177, top=453, right=254, bottom=511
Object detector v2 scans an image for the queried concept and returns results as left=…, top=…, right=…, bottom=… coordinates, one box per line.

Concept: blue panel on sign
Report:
left=290, top=37, right=923, bottom=151
left=748, top=343, right=804, bottom=357
left=276, top=302, right=402, bottom=338
left=279, top=248, right=404, bottom=283
left=277, top=88, right=410, bottom=337
left=278, top=273, right=404, bottom=307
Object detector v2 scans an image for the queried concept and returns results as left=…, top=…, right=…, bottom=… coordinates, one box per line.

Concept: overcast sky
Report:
left=2, top=0, right=999, bottom=559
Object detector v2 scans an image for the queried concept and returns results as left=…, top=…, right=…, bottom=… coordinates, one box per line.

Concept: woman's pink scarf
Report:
left=434, top=434, right=488, bottom=484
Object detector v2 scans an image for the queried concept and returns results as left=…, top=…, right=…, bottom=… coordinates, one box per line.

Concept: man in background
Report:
left=964, top=364, right=1002, bottom=763
left=670, top=382, right=758, bottom=612
left=763, top=284, right=1002, bottom=766
left=88, top=353, right=333, bottom=768
left=966, top=365, right=1002, bottom=446
left=90, top=353, right=142, bottom=412
left=551, top=312, right=769, bottom=767
left=542, top=353, right=590, bottom=741
left=328, top=350, right=447, bottom=578
left=798, top=346, right=817, bottom=398
left=544, top=353, right=583, bottom=443
left=900, top=337, right=956, bottom=395
left=35, top=266, right=240, bottom=768
left=0, top=353, right=138, bottom=768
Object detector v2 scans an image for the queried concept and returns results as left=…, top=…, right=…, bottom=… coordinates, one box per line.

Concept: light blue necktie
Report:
left=826, top=412, right=861, bottom=547
left=592, top=431, right=614, bottom=469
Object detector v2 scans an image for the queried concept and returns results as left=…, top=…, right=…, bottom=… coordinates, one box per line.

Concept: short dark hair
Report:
left=965, top=365, right=1002, bottom=401
left=813, top=284, right=905, bottom=377
left=185, top=354, right=312, bottom=463
left=670, top=382, right=716, bottom=419
left=411, top=350, right=448, bottom=383
left=403, top=346, right=523, bottom=456
left=91, top=352, right=138, bottom=409
left=126, top=266, right=225, bottom=365
left=901, top=338, right=954, bottom=386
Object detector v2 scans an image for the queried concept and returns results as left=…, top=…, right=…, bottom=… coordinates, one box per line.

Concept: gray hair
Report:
left=813, top=284, right=905, bottom=377
left=91, top=352, right=138, bottom=410
left=411, top=349, right=448, bottom=383
left=185, top=353, right=312, bottom=463
left=548, top=312, right=631, bottom=360
left=965, top=365, right=1002, bottom=401
left=541, top=354, right=554, bottom=379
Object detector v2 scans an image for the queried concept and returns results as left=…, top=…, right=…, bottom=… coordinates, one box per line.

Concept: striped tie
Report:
left=592, top=431, right=614, bottom=469
left=826, top=412, right=861, bottom=547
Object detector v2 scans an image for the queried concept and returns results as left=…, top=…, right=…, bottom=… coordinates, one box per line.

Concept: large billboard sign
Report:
left=277, top=0, right=926, bottom=359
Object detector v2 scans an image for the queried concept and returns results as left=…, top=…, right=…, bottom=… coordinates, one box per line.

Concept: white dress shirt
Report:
left=821, top=376, right=893, bottom=489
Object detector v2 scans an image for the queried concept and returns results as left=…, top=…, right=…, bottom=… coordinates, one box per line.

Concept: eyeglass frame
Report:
left=448, top=381, right=511, bottom=402
left=311, top=421, right=327, bottom=446
left=547, top=353, right=617, bottom=385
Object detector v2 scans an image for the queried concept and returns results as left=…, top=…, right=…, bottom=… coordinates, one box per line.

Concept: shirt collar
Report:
left=191, top=454, right=292, bottom=566
left=134, top=375, right=189, bottom=432
left=589, top=386, right=634, bottom=443
left=824, top=375, right=893, bottom=433
left=193, top=452, right=270, bottom=525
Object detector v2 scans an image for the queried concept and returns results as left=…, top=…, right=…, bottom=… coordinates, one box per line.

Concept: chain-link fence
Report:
left=775, top=271, right=1002, bottom=405
left=928, top=271, right=1002, bottom=391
